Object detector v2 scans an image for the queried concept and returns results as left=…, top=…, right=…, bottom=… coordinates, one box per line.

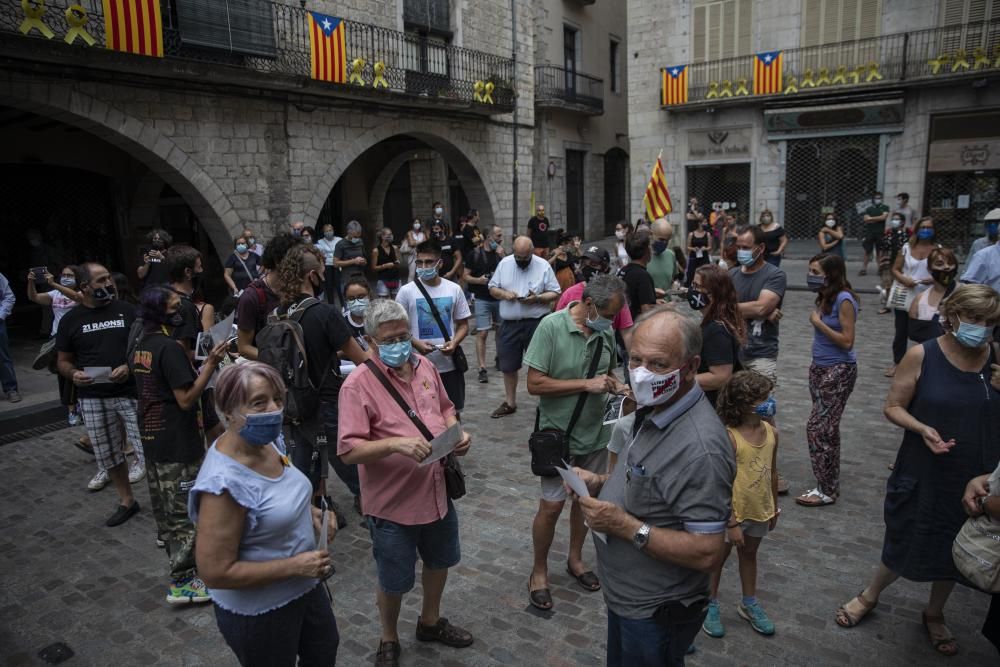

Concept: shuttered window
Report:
left=801, top=0, right=882, bottom=47
left=692, top=0, right=752, bottom=63
left=176, top=0, right=276, bottom=57
left=939, top=0, right=1000, bottom=54
left=403, top=0, right=451, bottom=36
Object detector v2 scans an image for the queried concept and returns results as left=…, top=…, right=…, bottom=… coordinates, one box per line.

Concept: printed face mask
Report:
left=687, top=287, right=707, bottom=310
left=631, top=364, right=684, bottom=407
left=754, top=397, right=777, bottom=418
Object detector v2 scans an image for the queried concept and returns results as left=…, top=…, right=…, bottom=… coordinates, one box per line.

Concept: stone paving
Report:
left=1, top=289, right=996, bottom=666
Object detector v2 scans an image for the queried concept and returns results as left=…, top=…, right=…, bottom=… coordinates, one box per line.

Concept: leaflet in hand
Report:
left=556, top=460, right=590, bottom=498
left=419, top=422, right=463, bottom=466
left=83, top=366, right=113, bottom=383
left=195, top=313, right=236, bottom=360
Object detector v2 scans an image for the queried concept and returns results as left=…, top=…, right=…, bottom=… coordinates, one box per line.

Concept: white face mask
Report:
left=631, top=364, right=684, bottom=407
left=615, top=230, right=626, bottom=240
left=825, top=219, right=836, bottom=228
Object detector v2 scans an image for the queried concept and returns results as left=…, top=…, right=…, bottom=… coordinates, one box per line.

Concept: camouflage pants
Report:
left=146, top=459, right=201, bottom=582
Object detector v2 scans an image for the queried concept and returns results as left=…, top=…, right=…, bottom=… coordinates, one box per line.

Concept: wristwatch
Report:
left=633, top=523, right=651, bottom=551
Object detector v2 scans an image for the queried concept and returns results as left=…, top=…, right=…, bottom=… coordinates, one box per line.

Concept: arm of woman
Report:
left=687, top=232, right=696, bottom=252
left=891, top=251, right=910, bottom=285
left=775, top=231, right=788, bottom=256
left=884, top=345, right=955, bottom=454
left=817, top=229, right=830, bottom=250
left=223, top=267, right=238, bottom=294
left=200, top=303, right=216, bottom=333
left=830, top=227, right=845, bottom=240
left=371, top=248, right=381, bottom=270
left=26, top=275, right=52, bottom=306
left=195, top=491, right=328, bottom=589
left=696, top=364, right=733, bottom=392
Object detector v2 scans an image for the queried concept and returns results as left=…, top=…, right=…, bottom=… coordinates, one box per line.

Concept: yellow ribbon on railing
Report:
left=734, top=77, right=749, bottom=96
left=849, top=65, right=864, bottom=84
left=817, top=67, right=831, bottom=86
left=952, top=49, right=970, bottom=72
left=718, top=80, right=733, bottom=97
left=928, top=53, right=950, bottom=74
left=973, top=47, right=991, bottom=70
left=349, top=58, right=366, bottom=85
left=783, top=75, right=798, bottom=94
left=705, top=81, right=719, bottom=99
left=19, top=0, right=54, bottom=38
left=64, top=4, right=95, bottom=46
left=866, top=61, right=883, bottom=82
left=483, top=81, right=495, bottom=104
left=800, top=68, right=816, bottom=88
left=831, top=65, right=848, bottom=85
left=372, top=61, right=388, bottom=88
left=473, top=80, right=485, bottom=102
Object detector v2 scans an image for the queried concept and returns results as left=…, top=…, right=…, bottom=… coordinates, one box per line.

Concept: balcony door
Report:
left=564, top=26, right=579, bottom=97
left=566, top=150, right=586, bottom=237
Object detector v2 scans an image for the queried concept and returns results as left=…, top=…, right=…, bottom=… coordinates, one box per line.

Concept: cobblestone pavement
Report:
left=1, top=290, right=995, bottom=666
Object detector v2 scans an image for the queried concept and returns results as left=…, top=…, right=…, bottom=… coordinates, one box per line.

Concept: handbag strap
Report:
left=363, top=359, right=434, bottom=441
left=534, top=338, right=606, bottom=437
left=414, top=278, right=452, bottom=343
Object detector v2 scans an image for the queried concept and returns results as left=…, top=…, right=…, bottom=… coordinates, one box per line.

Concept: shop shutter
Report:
left=176, top=0, right=276, bottom=57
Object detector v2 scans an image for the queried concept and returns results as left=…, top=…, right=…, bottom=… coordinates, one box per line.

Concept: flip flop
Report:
left=528, top=578, right=552, bottom=610
left=566, top=566, right=601, bottom=591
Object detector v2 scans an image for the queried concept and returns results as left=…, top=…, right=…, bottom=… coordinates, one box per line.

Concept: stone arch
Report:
left=303, top=118, right=500, bottom=232
left=367, top=152, right=416, bottom=230
left=0, top=76, right=239, bottom=257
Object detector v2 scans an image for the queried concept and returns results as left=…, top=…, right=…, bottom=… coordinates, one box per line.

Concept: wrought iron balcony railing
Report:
left=668, top=17, right=1000, bottom=107
left=0, top=0, right=515, bottom=112
left=534, top=64, right=603, bottom=115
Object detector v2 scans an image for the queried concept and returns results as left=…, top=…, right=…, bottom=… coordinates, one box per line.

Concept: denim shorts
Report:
left=368, top=500, right=460, bottom=595
left=474, top=299, right=500, bottom=331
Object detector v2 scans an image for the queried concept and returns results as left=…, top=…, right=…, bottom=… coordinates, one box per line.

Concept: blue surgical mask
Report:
left=238, top=408, right=284, bottom=446
left=736, top=248, right=757, bottom=266
left=347, top=298, right=369, bottom=316
left=953, top=319, right=991, bottom=348
left=417, top=266, right=439, bottom=281
left=351, top=237, right=362, bottom=245
left=236, top=243, right=248, bottom=254
left=60, top=277, right=76, bottom=287
left=585, top=304, right=613, bottom=332
left=917, top=228, right=935, bottom=240
left=807, top=274, right=826, bottom=292
left=379, top=340, right=412, bottom=368
left=754, top=397, right=777, bottom=418
left=488, top=240, right=498, bottom=251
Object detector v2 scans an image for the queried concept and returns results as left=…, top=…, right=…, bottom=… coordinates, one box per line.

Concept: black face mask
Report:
left=91, top=285, right=115, bottom=302
left=931, top=268, right=957, bottom=287
left=168, top=312, right=184, bottom=328
left=581, top=265, right=600, bottom=282
left=191, top=272, right=203, bottom=289
left=515, top=257, right=531, bottom=270
left=687, top=287, right=707, bottom=311
left=309, top=271, right=323, bottom=292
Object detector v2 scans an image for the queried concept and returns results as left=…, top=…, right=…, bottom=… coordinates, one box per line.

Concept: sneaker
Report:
left=478, top=368, right=488, bottom=383
left=105, top=500, right=140, bottom=527
left=702, top=600, right=725, bottom=638
left=128, top=459, right=146, bottom=484
left=68, top=410, right=80, bottom=426
left=738, top=600, right=775, bottom=635
left=166, top=576, right=212, bottom=605
left=7, top=390, right=21, bottom=403
left=87, top=469, right=110, bottom=491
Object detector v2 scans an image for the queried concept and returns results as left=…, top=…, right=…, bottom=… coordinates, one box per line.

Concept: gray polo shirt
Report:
left=594, top=385, right=735, bottom=619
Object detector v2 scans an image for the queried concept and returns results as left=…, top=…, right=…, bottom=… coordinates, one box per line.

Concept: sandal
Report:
left=566, top=565, right=601, bottom=592
left=836, top=591, right=877, bottom=628
left=922, top=611, right=959, bottom=656
left=491, top=402, right=517, bottom=419
left=878, top=307, right=891, bottom=315
left=528, top=577, right=552, bottom=610
left=795, top=488, right=836, bottom=507
left=73, top=438, right=95, bottom=456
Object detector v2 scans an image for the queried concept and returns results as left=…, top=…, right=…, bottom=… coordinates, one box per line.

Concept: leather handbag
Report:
left=413, top=279, right=468, bottom=373
left=528, top=341, right=604, bottom=477
left=363, top=360, right=466, bottom=500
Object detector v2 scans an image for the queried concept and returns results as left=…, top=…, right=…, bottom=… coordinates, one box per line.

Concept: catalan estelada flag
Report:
left=661, top=65, right=688, bottom=106
left=308, top=12, right=347, bottom=83
left=753, top=50, right=783, bottom=95
left=643, top=154, right=673, bottom=221
left=102, top=0, right=163, bottom=57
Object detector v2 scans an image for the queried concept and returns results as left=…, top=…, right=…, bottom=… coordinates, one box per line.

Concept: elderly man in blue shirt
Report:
left=0, top=272, right=20, bottom=402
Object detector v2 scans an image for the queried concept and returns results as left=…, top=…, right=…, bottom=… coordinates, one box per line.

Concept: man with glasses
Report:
left=395, top=241, right=471, bottom=414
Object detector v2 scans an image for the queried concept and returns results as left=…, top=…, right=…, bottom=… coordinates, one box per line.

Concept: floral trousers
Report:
left=806, top=362, right=858, bottom=498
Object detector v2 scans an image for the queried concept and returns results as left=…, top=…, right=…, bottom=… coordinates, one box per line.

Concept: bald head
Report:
left=513, top=236, right=535, bottom=255
left=651, top=218, right=673, bottom=241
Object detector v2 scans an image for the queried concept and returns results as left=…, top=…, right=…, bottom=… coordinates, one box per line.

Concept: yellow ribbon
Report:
left=974, top=47, right=991, bottom=70
left=483, top=81, right=495, bottom=104
left=718, top=80, right=733, bottom=97
left=928, top=53, right=950, bottom=75
left=866, top=61, right=883, bottom=82
left=831, top=65, right=847, bottom=85
left=473, top=80, right=485, bottom=102
left=372, top=61, right=388, bottom=88
left=783, top=75, right=798, bottom=94
left=952, top=49, right=970, bottom=72
left=734, top=77, right=749, bottom=96
left=19, top=0, right=54, bottom=38
left=349, top=58, right=366, bottom=85
left=64, top=4, right=95, bottom=46
left=849, top=65, right=863, bottom=84
left=706, top=81, right=719, bottom=99
left=817, top=67, right=831, bottom=86
left=800, top=68, right=816, bottom=88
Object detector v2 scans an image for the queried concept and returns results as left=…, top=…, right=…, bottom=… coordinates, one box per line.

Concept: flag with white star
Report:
left=661, top=65, right=687, bottom=106
left=308, top=11, right=347, bottom=83
left=753, top=51, right=782, bottom=95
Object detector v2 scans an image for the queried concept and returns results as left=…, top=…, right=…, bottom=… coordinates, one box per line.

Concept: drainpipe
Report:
left=511, top=0, right=519, bottom=236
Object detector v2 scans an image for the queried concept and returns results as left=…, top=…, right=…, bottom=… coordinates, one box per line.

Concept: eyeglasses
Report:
left=374, top=332, right=412, bottom=346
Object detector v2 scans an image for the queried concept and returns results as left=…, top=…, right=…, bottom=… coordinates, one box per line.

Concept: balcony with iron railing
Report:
left=0, top=0, right=515, bottom=114
left=665, top=17, right=1000, bottom=109
left=534, top=64, right=603, bottom=115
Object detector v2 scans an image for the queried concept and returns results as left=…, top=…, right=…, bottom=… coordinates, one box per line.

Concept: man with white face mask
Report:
left=569, top=306, right=735, bottom=666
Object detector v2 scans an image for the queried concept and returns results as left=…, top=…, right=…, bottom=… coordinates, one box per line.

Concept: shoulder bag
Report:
left=363, top=359, right=466, bottom=500
left=413, top=279, right=469, bottom=373
left=528, top=340, right=605, bottom=477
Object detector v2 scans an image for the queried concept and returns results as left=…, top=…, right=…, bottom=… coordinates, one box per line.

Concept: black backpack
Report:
left=256, top=297, right=329, bottom=425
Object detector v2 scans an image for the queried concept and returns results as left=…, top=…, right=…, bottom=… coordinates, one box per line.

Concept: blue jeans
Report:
left=606, top=606, right=704, bottom=667
left=0, top=319, right=17, bottom=392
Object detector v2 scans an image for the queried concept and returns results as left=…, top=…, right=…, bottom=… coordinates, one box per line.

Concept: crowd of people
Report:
left=2, top=196, right=1000, bottom=667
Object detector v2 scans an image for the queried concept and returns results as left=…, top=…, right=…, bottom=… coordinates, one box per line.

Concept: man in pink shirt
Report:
left=339, top=299, right=473, bottom=667
left=557, top=245, right=634, bottom=350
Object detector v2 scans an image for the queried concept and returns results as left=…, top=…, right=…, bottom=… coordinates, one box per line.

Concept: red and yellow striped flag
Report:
left=643, top=155, right=673, bottom=221
left=661, top=65, right=688, bottom=106
left=102, top=0, right=163, bottom=57
left=308, top=11, right=347, bottom=83
left=753, top=51, right=783, bottom=95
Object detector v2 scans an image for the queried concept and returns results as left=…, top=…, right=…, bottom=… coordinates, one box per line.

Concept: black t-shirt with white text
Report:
left=55, top=301, right=137, bottom=399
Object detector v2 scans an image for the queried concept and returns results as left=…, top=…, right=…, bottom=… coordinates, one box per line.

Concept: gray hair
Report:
left=364, top=298, right=409, bottom=337
left=582, top=273, right=626, bottom=311
left=346, top=220, right=362, bottom=235
left=636, top=305, right=703, bottom=362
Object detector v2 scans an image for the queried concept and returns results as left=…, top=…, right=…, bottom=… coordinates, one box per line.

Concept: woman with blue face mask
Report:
left=189, top=361, right=340, bottom=666
left=835, top=285, right=1000, bottom=657
left=886, top=216, right=939, bottom=378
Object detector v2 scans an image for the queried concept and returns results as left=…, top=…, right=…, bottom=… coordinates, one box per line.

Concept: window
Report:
left=175, top=0, right=276, bottom=57
left=609, top=38, right=621, bottom=93
left=692, top=0, right=752, bottom=63
left=564, top=25, right=580, bottom=93
left=939, top=0, right=1000, bottom=54
left=403, top=0, right=451, bottom=35
left=801, top=0, right=882, bottom=47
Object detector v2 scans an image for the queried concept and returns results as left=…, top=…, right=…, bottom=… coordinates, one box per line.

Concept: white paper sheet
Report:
left=83, top=366, right=113, bottom=383
left=196, top=313, right=236, bottom=360
left=419, top=423, right=463, bottom=466
left=317, top=506, right=328, bottom=551
left=556, top=461, right=590, bottom=498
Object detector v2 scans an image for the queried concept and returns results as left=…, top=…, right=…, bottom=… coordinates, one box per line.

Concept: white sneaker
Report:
left=87, top=469, right=109, bottom=491
left=128, top=459, right=146, bottom=484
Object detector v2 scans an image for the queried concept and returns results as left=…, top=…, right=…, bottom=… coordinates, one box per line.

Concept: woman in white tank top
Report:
left=887, top=217, right=939, bottom=376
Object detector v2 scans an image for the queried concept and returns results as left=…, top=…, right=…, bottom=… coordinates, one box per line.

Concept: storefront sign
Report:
left=688, top=128, right=752, bottom=159
left=928, top=139, right=1000, bottom=172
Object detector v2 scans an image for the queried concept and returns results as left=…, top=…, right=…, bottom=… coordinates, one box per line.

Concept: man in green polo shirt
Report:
left=861, top=191, right=890, bottom=276
left=647, top=217, right=677, bottom=297
left=523, top=273, right=629, bottom=612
